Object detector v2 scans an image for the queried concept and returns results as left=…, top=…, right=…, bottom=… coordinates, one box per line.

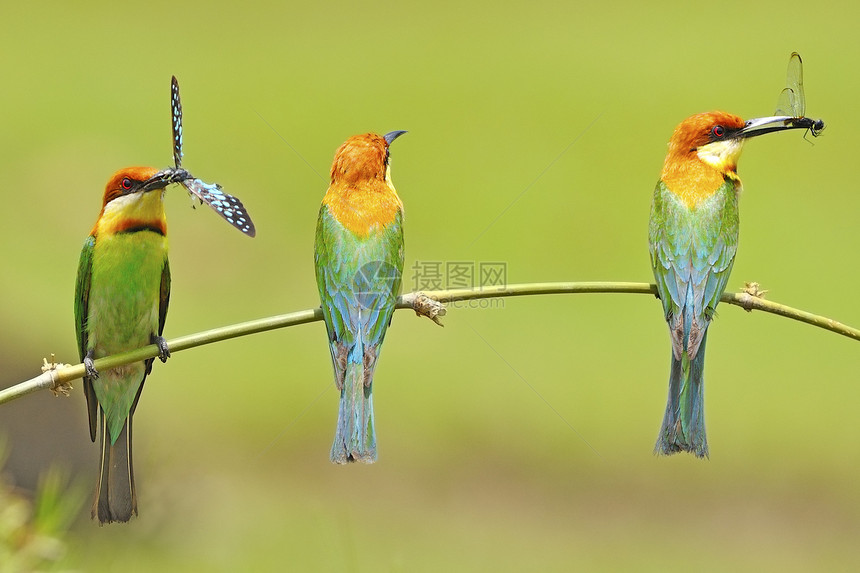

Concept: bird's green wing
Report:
left=159, top=259, right=170, bottom=337
left=649, top=179, right=739, bottom=355
left=143, top=257, right=171, bottom=380
left=74, top=235, right=99, bottom=441
left=314, top=204, right=404, bottom=378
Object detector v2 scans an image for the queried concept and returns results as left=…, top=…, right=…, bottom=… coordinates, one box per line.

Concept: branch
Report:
left=2, top=280, right=857, bottom=406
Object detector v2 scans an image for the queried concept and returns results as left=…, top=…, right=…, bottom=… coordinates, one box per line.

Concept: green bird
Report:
left=75, top=166, right=178, bottom=523
left=650, top=111, right=815, bottom=457
left=314, top=130, right=407, bottom=463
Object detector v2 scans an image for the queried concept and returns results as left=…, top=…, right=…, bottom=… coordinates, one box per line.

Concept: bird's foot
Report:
left=83, top=354, right=99, bottom=379
left=153, top=335, right=171, bottom=363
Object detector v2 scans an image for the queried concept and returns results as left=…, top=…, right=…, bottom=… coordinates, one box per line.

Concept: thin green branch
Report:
left=1, top=281, right=857, bottom=406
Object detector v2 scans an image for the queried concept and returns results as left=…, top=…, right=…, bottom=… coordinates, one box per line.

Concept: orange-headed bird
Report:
left=315, top=131, right=407, bottom=463
left=75, top=167, right=184, bottom=522
left=650, top=112, right=813, bottom=457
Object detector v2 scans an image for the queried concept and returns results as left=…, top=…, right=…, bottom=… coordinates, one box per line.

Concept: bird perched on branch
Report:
left=75, top=167, right=187, bottom=523
left=315, top=131, right=407, bottom=463
left=649, top=111, right=813, bottom=458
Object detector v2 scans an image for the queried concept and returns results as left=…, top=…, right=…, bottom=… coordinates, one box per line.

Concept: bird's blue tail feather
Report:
left=655, top=331, right=708, bottom=458
left=330, top=345, right=376, bottom=463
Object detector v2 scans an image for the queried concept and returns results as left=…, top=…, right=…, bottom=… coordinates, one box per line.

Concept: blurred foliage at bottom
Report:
left=0, top=441, right=85, bottom=572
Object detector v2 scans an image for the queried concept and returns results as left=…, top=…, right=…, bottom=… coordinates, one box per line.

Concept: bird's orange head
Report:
left=101, top=166, right=163, bottom=207
left=664, top=111, right=747, bottom=175
left=94, top=166, right=175, bottom=236
left=323, top=131, right=407, bottom=237
left=661, top=111, right=747, bottom=206
left=660, top=110, right=812, bottom=206
left=330, top=131, right=406, bottom=185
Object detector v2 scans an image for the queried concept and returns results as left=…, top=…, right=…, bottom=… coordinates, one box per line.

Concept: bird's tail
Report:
left=93, top=412, right=137, bottom=524
left=331, top=346, right=376, bottom=464
left=655, top=332, right=709, bottom=458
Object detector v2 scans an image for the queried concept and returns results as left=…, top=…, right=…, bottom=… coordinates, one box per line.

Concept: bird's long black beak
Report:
left=738, top=115, right=825, bottom=139
left=142, top=167, right=192, bottom=191
left=384, top=130, right=408, bottom=145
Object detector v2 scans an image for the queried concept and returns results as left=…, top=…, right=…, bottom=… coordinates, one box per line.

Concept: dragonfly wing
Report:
left=774, top=87, right=798, bottom=117
left=785, top=52, right=805, bottom=117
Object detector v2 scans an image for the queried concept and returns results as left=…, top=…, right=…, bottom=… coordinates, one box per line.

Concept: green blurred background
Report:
left=1, top=0, right=858, bottom=570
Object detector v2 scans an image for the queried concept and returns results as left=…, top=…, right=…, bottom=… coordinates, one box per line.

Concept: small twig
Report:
left=0, top=355, right=73, bottom=404
left=1, top=280, right=857, bottom=406
left=402, top=292, right=447, bottom=326
left=43, top=355, right=73, bottom=397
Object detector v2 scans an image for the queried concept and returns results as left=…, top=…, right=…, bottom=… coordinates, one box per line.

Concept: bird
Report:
left=649, top=111, right=811, bottom=458
left=314, top=130, right=407, bottom=464
left=75, top=166, right=183, bottom=523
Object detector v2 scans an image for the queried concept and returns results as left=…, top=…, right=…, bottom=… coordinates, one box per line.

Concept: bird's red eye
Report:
left=712, top=125, right=725, bottom=138
left=121, top=178, right=133, bottom=190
